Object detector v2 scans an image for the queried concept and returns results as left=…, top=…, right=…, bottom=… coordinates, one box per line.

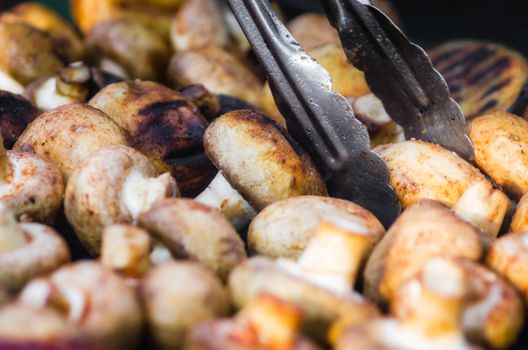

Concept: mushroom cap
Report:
left=204, top=110, right=327, bottom=211
left=168, top=47, right=262, bottom=107
left=287, top=13, right=340, bottom=51
left=487, top=232, right=528, bottom=297
left=510, top=193, right=528, bottom=233
left=429, top=40, right=528, bottom=120
left=364, top=200, right=483, bottom=305
left=170, top=0, right=229, bottom=52
left=467, top=111, right=528, bottom=198
left=19, top=261, right=143, bottom=349
left=86, top=19, right=170, bottom=81
left=374, top=140, right=487, bottom=208
left=65, top=145, right=178, bottom=255
left=0, top=222, right=69, bottom=292
left=142, top=261, right=230, bottom=350
left=0, top=21, right=66, bottom=86
left=248, top=195, right=384, bottom=260
left=138, top=198, right=246, bottom=279
left=0, top=2, right=84, bottom=62
left=228, top=256, right=379, bottom=341
left=89, top=80, right=215, bottom=196
left=0, top=91, right=38, bottom=149
left=13, top=103, right=129, bottom=179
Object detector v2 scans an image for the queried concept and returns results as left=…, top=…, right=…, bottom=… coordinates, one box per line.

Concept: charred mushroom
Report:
left=186, top=294, right=321, bottom=350
left=138, top=198, right=245, bottom=279
left=0, top=261, right=142, bottom=348
left=467, top=111, right=528, bottom=198
left=0, top=204, right=69, bottom=292
left=229, top=219, right=380, bottom=341
left=0, top=91, right=38, bottom=149
left=64, top=145, right=178, bottom=255
left=13, top=103, right=129, bottom=179
left=89, top=80, right=215, bottom=196
left=168, top=46, right=262, bottom=107
left=364, top=200, right=483, bottom=306
left=86, top=19, right=170, bottom=81
left=142, top=261, right=229, bottom=350
left=248, top=195, right=384, bottom=260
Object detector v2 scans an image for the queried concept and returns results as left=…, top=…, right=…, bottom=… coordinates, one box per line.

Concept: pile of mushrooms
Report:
left=1, top=1, right=528, bottom=349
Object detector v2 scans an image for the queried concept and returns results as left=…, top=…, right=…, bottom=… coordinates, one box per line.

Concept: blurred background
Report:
left=3, top=0, right=525, bottom=56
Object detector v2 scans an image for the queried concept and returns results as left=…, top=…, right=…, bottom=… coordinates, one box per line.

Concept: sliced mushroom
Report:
left=168, top=46, right=262, bottom=107
left=392, top=258, right=523, bottom=349
left=364, top=200, right=483, bottom=306
left=142, top=261, right=229, bottom=350
left=0, top=2, right=84, bottom=62
left=336, top=258, right=479, bottom=350
left=468, top=111, right=528, bottom=198
left=64, top=145, right=178, bottom=255
left=375, top=140, right=509, bottom=237
left=0, top=261, right=143, bottom=348
left=0, top=91, right=38, bottom=149
left=138, top=198, right=245, bottom=279
left=229, top=219, right=380, bottom=341
left=430, top=40, right=528, bottom=119
left=204, top=110, right=327, bottom=214
left=186, top=294, right=321, bottom=350
left=89, top=80, right=215, bottom=196
left=248, top=195, right=384, bottom=260
left=13, top=103, right=129, bottom=179
left=0, top=21, right=66, bottom=86
left=0, top=204, right=69, bottom=292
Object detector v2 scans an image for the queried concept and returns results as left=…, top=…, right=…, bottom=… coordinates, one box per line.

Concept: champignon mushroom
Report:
left=375, top=140, right=509, bottom=237
left=86, top=19, right=170, bottom=81
left=392, top=257, right=523, bottom=349
left=142, top=261, right=230, bottom=350
left=248, top=195, right=384, bottom=260
left=13, top=103, right=129, bottom=179
left=0, top=21, right=67, bottom=86
left=88, top=80, right=215, bottom=196
left=364, top=200, right=483, bottom=306
left=168, top=46, right=262, bottom=107
left=0, top=91, right=38, bottom=149
left=186, top=294, right=321, bottom=350
left=0, top=204, right=69, bottom=292
left=467, top=111, right=528, bottom=198
left=429, top=41, right=528, bottom=120
left=0, top=261, right=142, bottom=348
left=335, top=258, right=480, bottom=350
left=0, top=2, right=84, bottom=62
left=64, top=145, right=178, bottom=255
left=170, top=0, right=230, bottom=52
left=0, top=134, right=64, bottom=224
left=229, top=218, right=380, bottom=341
left=510, top=193, right=528, bottom=233
left=138, top=198, right=245, bottom=279
left=203, top=110, right=326, bottom=216
left=0, top=70, right=24, bottom=94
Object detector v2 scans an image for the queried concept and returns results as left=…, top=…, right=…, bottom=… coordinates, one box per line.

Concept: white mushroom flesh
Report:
left=0, top=204, right=26, bottom=253
left=34, top=77, right=76, bottom=111
left=0, top=69, right=23, bottom=95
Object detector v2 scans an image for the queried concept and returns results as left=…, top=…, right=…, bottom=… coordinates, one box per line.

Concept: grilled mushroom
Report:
left=0, top=204, right=69, bottom=292
left=89, top=80, right=215, bottom=196
left=0, top=91, right=38, bottom=149
left=13, top=103, right=129, bottom=179
left=142, top=261, right=229, bottom=350
left=138, top=198, right=245, bottom=279
left=364, top=200, right=483, bottom=306
left=248, top=195, right=384, bottom=260
left=511, top=194, right=528, bottom=233
left=168, top=46, right=262, bottom=107
left=86, top=19, right=170, bottom=81
left=186, top=294, right=321, bottom=350
left=0, top=261, right=142, bottom=348
left=468, top=111, right=528, bottom=198
left=229, top=219, right=380, bottom=341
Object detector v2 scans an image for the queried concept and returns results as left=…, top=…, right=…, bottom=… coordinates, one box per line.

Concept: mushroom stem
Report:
left=0, top=204, right=26, bottom=253
left=195, top=172, right=256, bottom=229
left=122, top=171, right=178, bottom=220
left=296, top=218, right=372, bottom=291
left=454, top=180, right=510, bottom=237
left=393, top=258, right=468, bottom=337
left=0, top=135, right=12, bottom=184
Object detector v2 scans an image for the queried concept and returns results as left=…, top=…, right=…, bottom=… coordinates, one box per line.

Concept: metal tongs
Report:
left=226, top=0, right=474, bottom=227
